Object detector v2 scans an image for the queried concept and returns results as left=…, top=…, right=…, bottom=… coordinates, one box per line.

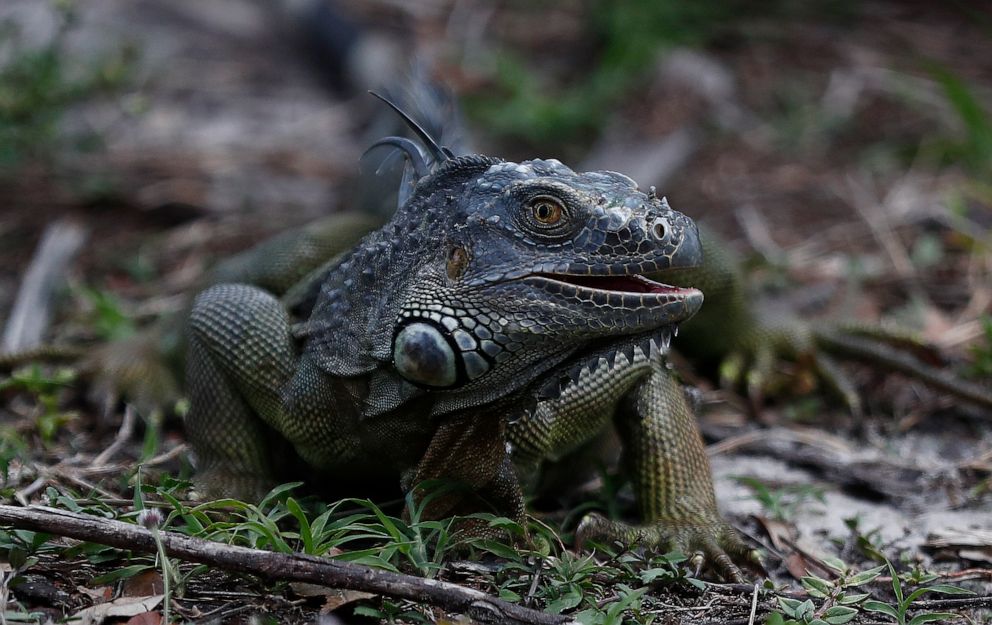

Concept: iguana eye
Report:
left=529, top=196, right=564, bottom=226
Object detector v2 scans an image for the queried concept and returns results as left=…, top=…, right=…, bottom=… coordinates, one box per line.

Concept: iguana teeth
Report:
left=620, top=344, right=636, bottom=363
left=649, top=337, right=660, bottom=358
left=639, top=337, right=653, bottom=359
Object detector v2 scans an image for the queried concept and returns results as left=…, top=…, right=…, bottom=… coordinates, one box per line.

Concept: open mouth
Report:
left=533, top=273, right=698, bottom=297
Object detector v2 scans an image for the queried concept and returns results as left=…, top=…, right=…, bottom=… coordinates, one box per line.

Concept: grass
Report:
left=767, top=554, right=974, bottom=625
left=0, top=466, right=980, bottom=624
left=0, top=478, right=715, bottom=623
left=0, top=0, right=133, bottom=172
left=465, top=0, right=767, bottom=151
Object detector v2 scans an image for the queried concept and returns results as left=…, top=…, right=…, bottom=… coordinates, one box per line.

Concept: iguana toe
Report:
left=82, top=331, right=181, bottom=418
left=575, top=512, right=755, bottom=582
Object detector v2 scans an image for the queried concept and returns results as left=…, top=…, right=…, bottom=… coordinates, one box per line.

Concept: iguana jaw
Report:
left=532, top=273, right=696, bottom=295
left=520, top=272, right=704, bottom=325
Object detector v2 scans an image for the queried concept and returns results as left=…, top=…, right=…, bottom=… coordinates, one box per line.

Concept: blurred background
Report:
left=0, top=1, right=991, bottom=616
left=1, top=0, right=989, bottom=364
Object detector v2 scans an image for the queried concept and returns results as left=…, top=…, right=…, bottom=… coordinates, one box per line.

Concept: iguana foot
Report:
left=82, top=329, right=181, bottom=418
left=190, top=467, right=275, bottom=502
left=575, top=512, right=759, bottom=582
left=717, top=321, right=864, bottom=417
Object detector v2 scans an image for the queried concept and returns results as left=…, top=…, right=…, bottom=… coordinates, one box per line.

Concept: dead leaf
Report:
left=752, top=515, right=796, bottom=552
left=926, top=528, right=992, bottom=565
left=77, top=586, right=113, bottom=602
left=70, top=594, right=163, bottom=625
left=320, top=589, right=376, bottom=614
left=784, top=552, right=813, bottom=580
left=125, top=612, right=162, bottom=625
left=958, top=549, right=992, bottom=565
left=290, top=582, right=334, bottom=598
left=122, top=570, right=165, bottom=597
left=927, top=528, right=992, bottom=549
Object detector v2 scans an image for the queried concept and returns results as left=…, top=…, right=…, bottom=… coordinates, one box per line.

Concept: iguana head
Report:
left=306, top=97, right=703, bottom=415
left=390, top=156, right=702, bottom=386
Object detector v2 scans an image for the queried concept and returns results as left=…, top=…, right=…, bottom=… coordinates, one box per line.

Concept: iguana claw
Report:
left=575, top=512, right=758, bottom=583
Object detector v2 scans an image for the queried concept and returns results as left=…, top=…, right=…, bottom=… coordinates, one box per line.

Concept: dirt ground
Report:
left=1, top=1, right=991, bottom=624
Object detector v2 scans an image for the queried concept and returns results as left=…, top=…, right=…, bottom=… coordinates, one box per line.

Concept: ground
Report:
left=0, top=1, right=991, bottom=624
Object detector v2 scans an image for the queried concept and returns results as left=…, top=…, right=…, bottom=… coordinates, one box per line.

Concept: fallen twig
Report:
left=910, top=595, right=992, bottom=611
left=92, top=405, right=138, bottom=467
left=0, top=504, right=573, bottom=625
left=2, top=219, right=87, bottom=352
left=815, top=331, right=992, bottom=414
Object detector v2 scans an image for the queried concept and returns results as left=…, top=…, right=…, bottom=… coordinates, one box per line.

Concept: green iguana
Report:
left=3, top=94, right=991, bottom=582
left=180, top=98, right=755, bottom=580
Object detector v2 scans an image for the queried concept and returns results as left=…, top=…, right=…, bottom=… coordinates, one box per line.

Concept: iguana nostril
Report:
left=652, top=220, right=667, bottom=240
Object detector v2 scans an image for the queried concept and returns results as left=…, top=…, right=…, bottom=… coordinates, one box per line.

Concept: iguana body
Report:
left=183, top=147, right=753, bottom=579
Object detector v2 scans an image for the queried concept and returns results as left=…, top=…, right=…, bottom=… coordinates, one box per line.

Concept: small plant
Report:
left=769, top=557, right=883, bottom=625
left=0, top=365, right=77, bottom=444
left=136, top=507, right=175, bottom=624
left=966, top=315, right=992, bottom=379
left=735, top=476, right=826, bottom=522
left=574, top=584, right=648, bottom=625
left=861, top=558, right=973, bottom=625
left=766, top=555, right=973, bottom=625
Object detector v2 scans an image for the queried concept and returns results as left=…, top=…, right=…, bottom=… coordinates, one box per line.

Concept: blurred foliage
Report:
left=0, top=365, right=77, bottom=445
left=0, top=1, right=133, bottom=171
left=467, top=0, right=751, bottom=148
left=78, top=286, right=136, bottom=342
left=966, top=315, right=992, bottom=379
left=927, top=64, right=992, bottom=176
left=466, top=0, right=854, bottom=151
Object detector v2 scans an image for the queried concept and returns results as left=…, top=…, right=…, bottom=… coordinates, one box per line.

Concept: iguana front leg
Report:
left=575, top=365, right=753, bottom=582
left=184, top=284, right=299, bottom=499
left=408, top=409, right=525, bottom=539
left=69, top=212, right=383, bottom=420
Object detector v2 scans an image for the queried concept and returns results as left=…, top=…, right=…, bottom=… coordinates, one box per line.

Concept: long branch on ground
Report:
left=0, top=504, right=574, bottom=625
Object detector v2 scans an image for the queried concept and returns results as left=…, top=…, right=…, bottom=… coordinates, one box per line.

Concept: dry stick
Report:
left=92, top=405, right=138, bottom=467
left=815, top=331, right=992, bottom=414
left=746, top=583, right=759, bottom=625
left=0, top=505, right=573, bottom=625
left=2, top=219, right=87, bottom=352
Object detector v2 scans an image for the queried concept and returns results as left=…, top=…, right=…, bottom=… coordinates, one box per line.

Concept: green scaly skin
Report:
left=77, top=214, right=382, bottom=417
left=182, top=152, right=755, bottom=581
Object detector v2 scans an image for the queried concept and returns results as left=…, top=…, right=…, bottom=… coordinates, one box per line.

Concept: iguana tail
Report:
left=0, top=345, right=84, bottom=369
left=814, top=329, right=992, bottom=413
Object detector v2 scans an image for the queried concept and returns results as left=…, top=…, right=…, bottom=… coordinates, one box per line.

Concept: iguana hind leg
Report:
left=185, top=283, right=298, bottom=500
